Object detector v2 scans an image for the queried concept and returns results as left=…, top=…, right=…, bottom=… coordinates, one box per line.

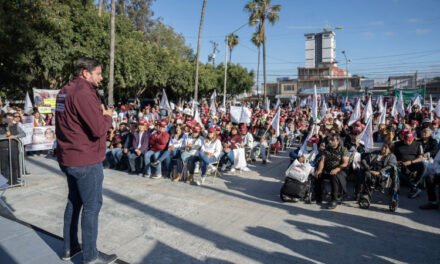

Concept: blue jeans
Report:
left=106, top=148, right=123, bottom=168
left=166, top=150, right=182, bottom=176
left=60, top=163, right=104, bottom=262
left=220, top=150, right=234, bottom=167
left=199, top=151, right=217, bottom=177
left=144, top=150, right=170, bottom=176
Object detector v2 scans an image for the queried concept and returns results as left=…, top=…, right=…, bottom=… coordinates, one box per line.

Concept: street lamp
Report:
left=341, top=50, right=351, bottom=97
left=223, top=20, right=258, bottom=109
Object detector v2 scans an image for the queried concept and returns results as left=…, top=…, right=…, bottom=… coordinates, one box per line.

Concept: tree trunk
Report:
left=256, top=44, right=260, bottom=99
left=194, top=0, right=207, bottom=102
left=98, top=0, right=103, bottom=17
left=229, top=48, right=232, bottom=63
left=108, top=0, right=115, bottom=106
left=262, top=22, right=267, bottom=99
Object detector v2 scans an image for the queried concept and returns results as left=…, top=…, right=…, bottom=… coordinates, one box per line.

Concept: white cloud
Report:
left=407, top=18, right=421, bottom=24
left=361, top=31, right=375, bottom=39
left=415, top=28, right=431, bottom=35
left=368, top=21, right=384, bottom=27
left=383, top=31, right=396, bottom=37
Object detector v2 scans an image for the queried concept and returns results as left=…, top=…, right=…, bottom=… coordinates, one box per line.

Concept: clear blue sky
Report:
left=152, top=0, right=440, bottom=82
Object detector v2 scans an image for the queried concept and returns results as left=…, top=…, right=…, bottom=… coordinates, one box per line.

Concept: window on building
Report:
left=283, top=85, right=294, bottom=91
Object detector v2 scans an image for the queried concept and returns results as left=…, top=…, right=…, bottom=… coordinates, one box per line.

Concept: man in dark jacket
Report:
left=55, top=57, right=117, bottom=264
left=127, top=120, right=150, bottom=174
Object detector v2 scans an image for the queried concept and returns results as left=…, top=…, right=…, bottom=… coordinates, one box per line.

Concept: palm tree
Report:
left=98, top=0, right=103, bottom=17
left=251, top=29, right=262, bottom=99
left=108, top=0, right=115, bottom=106
left=194, top=0, right=207, bottom=101
left=227, top=33, right=239, bottom=63
left=245, top=0, right=281, bottom=98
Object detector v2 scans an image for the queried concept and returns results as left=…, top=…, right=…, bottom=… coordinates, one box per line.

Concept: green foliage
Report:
left=0, top=0, right=254, bottom=102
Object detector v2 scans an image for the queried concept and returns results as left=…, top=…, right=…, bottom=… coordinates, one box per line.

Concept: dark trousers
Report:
left=400, top=163, right=424, bottom=190
left=60, top=163, right=104, bottom=263
left=425, top=174, right=440, bottom=202
left=314, top=171, right=347, bottom=202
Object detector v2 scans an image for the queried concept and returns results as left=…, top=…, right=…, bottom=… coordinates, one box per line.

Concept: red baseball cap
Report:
left=159, top=121, right=167, bottom=128
left=193, top=126, right=201, bottom=133
left=208, top=127, right=216, bottom=133
left=404, top=132, right=414, bottom=141
left=139, top=120, right=147, bottom=126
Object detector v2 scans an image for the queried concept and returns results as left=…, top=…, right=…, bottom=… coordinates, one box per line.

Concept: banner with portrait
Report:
left=33, top=89, right=60, bottom=112
left=25, top=126, right=56, bottom=151
left=19, top=116, right=35, bottom=145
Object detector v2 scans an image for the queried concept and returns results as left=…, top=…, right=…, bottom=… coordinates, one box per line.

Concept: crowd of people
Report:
left=1, top=95, right=440, bottom=210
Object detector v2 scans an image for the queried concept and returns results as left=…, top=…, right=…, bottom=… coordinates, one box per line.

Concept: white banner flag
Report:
left=358, top=115, right=374, bottom=151
left=364, top=96, right=373, bottom=123
left=377, top=95, right=384, bottom=113
left=378, top=102, right=387, bottom=125
left=159, top=89, right=172, bottom=111
left=406, top=101, right=412, bottom=114
left=391, top=97, right=398, bottom=118
left=413, top=95, right=422, bottom=109
left=397, top=91, right=406, bottom=117
left=320, top=98, right=328, bottom=118
left=348, top=98, right=361, bottom=126
left=312, top=85, right=318, bottom=122
left=193, top=107, right=203, bottom=127
left=270, top=107, right=281, bottom=137
left=435, top=99, right=440, bottom=118
left=24, top=91, right=33, bottom=114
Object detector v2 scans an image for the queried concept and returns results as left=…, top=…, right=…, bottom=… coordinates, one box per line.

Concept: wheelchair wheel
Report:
left=359, top=195, right=371, bottom=209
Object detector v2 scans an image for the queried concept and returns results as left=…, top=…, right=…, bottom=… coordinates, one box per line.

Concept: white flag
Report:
left=270, top=107, right=281, bottom=137
left=364, top=96, right=373, bottom=123
left=239, top=106, right=251, bottom=124
left=193, top=107, right=203, bottom=127
left=391, top=97, right=398, bottom=118
left=275, top=98, right=281, bottom=109
left=311, top=85, right=318, bottom=122
left=159, top=89, right=172, bottom=111
left=265, top=97, right=270, bottom=112
left=298, top=124, right=320, bottom=156
left=348, top=98, right=361, bottom=126
left=378, top=102, right=387, bottom=125
left=397, top=91, right=406, bottom=117
left=358, top=115, right=374, bottom=151
left=406, top=101, right=412, bottom=114
left=435, top=99, right=440, bottom=118
left=413, top=95, right=422, bottom=109
left=377, top=95, right=384, bottom=113
left=210, top=90, right=217, bottom=103
left=300, top=98, right=307, bottom=107
left=430, top=95, right=434, bottom=121
left=320, top=98, right=328, bottom=117
left=209, top=99, right=216, bottom=117
left=24, top=92, right=33, bottom=114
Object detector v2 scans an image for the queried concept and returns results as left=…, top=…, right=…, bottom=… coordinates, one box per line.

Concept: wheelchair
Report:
left=358, top=166, right=400, bottom=212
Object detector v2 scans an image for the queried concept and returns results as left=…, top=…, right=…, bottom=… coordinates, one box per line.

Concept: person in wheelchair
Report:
left=314, top=133, right=350, bottom=209
left=359, top=144, right=399, bottom=210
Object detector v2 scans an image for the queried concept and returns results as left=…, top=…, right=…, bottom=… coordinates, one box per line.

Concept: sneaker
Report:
left=201, top=177, right=206, bottom=184
left=230, top=168, right=236, bottom=173
left=83, top=252, right=117, bottom=264
left=209, top=164, right=217, bottom=172
left=241, top=167, right=250, bottom=172
left=327, top=200, right=338, bottom=210
left=419, top=203, right=439, bottom=210
left=61, top=245, right=81, bottom=261
left=408, top=188, right=421, bottom=199
left=151, top=174, right=162, bottom=179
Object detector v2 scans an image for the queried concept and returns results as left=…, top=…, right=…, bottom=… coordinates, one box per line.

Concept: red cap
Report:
left=208, top=127, right=216, bottom=133
left=308, top=136, right=319, bottom=144
left=400, top=128, right=410, bottom=136
left=216, top=126, right=221, bottom=132
left=159, top=121, right=167, bottom=128
left=404, top=132, right=414, bottom=141
left=355, top=121, right=362, bottom=126
left=193, top=126, right=201, bottom=133
left=433, top=119, right=439, bottom=125
left=410, top=120, right=419, bottom=125
left=120, top=105, right=127, bottom=111
left=352, top=127, right=362, bottom=135
left=139, top=120, right=147, bottom=126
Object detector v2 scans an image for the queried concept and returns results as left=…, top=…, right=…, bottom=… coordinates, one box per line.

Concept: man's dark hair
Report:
left=73, top=57, right=102, bottom=77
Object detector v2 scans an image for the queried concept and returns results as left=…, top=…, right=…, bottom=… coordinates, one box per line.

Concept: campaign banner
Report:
left=33, top=89, right=59, bottom=112
left=393, top=88, right=424, bottom=104
left=230, top=106, right=251, bottom=124
left=25, top=126, right=56, bottom=151
left=38, top=106, right=53, bottom=114
left=19, top=116, right=35, bottom=145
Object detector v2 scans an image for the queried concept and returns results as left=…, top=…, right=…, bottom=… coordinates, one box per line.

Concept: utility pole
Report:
left=108, top=0, right=115, bottom=106
left=208, top=41, right=219, bottom=67
left=342, top=50, right=350, bottom=98
left=223, top=36, right=228, bottom=109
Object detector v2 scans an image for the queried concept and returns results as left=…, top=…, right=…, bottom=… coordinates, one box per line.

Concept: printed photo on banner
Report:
left=33, top=88, right=59, bottom=111
left=19, top=116, right=35, bottom=145
left=26, top=126, right=56, bottom=151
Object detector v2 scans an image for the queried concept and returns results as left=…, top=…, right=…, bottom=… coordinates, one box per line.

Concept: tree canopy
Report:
left=0, top=0, right=254, bottom=101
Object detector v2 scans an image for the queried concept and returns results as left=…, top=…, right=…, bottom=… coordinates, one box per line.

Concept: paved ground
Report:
left=1, top=150, right=440, bottom=264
